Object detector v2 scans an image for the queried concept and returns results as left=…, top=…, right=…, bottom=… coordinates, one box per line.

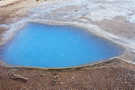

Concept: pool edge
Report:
left=0, top=19, right=130, bottom=70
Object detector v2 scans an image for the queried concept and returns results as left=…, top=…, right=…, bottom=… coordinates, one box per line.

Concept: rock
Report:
left=8, top=73, right=28, bottom=83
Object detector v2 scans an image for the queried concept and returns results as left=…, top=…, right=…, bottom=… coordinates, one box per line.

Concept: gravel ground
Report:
left=0, top=58, right=135, bottom=90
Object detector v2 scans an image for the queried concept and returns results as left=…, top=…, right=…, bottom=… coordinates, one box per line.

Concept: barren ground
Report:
left=0, top=58, right=135, bottom=90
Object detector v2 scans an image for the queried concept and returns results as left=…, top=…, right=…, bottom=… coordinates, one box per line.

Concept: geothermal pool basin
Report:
left=1, top=23, right=123, bottom=68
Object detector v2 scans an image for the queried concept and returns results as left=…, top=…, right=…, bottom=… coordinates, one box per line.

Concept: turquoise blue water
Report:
left=2, top=23, right=123, bottom=68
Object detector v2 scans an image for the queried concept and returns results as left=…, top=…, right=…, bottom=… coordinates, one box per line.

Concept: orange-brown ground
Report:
left=0, top=59, right=135, bottom=90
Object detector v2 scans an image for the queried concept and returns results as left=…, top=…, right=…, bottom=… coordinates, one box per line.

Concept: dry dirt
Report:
left=0, top=0, right=135, bottom=90
left=0, top=0, right=40, bottom=24
left=0, top=58, right=135, bottom=90
left=95, top=16, right=135, bottom=40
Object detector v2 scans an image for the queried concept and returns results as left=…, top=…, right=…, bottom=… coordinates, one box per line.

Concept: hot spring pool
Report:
left=1, top=23, right=123, bottom=68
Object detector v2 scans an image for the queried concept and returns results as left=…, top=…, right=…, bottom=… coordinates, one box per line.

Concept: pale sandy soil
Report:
left=0, top=0, right=40, bottom=24
left=0, top=0, right=18, bottom=6
left=94, top=17, right=135, bottom=52
left=0, top=0, right=135, bottom=89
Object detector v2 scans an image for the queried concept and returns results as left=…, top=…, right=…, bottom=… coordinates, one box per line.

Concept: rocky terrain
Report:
left=0, top=58, right=135, bottom=90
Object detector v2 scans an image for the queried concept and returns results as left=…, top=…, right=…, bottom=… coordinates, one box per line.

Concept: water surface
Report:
left=2, top=23, right=122, bottom=68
